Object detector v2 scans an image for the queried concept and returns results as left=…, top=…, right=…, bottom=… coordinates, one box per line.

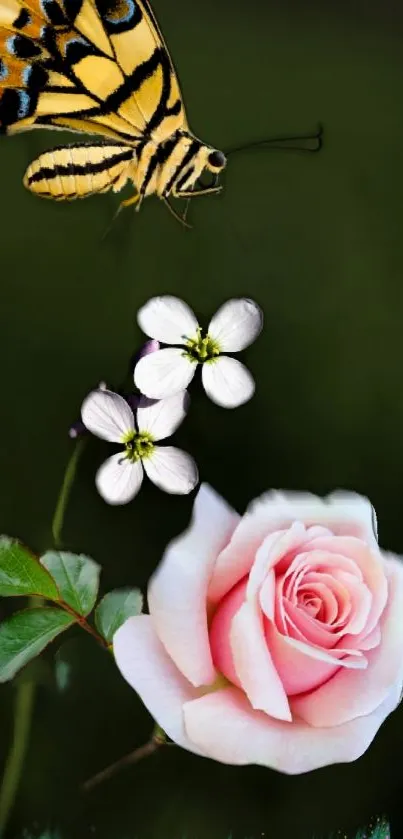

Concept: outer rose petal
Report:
left=207, top=298, right=263, bottom=352
left=137, top=296, right=198, bottom=344
left=290, top=557, right=403, bottom=726
left=183, top=682, right=402, bottom=773
left=148, top=484, right=240, bottom=686
left=247, top=490, right=378, bottom=552
left=113, top=616, right=205, bottom=756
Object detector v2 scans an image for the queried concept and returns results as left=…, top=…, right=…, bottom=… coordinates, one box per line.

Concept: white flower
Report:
left=134, top=296, right=263, bottom=408
left=81, top=388, right=198, bottom=505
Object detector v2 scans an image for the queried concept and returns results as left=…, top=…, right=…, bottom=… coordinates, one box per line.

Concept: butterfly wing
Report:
left=0, top=0, right=188, bottom=142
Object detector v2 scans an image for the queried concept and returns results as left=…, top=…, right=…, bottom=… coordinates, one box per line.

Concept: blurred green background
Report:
left=1, top=0, right=403, bottom=836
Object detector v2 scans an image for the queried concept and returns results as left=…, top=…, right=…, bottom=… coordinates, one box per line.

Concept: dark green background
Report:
left=1, top=0, right=403, bottom=836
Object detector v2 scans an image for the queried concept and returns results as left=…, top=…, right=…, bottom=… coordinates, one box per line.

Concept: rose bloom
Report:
left=114, top=485, right=403, bottom=773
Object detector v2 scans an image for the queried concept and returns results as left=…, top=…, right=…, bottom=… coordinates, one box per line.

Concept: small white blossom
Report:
left=134, top=296, right=263, bottom=409
left=81, top=388, right=198, bottom=505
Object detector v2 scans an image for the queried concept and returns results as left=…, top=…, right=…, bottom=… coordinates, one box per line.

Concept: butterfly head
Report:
left=206, top=149, right=227, bottom=174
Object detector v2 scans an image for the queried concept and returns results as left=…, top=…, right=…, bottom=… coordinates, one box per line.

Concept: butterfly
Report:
left=0, top=0, right=227, bottom=222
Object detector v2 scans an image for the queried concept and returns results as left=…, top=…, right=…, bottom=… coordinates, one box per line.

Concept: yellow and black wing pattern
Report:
left=0, top=0, right=188, bottom=142
left=0, top=0, right=186, bottom=143
left=0, top=0, right=227, bottom=207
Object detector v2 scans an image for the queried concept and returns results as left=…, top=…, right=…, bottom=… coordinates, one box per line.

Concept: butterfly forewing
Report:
left=0, top=0, right=187, bottom=141
left=0, top=0, right=225, bottom=212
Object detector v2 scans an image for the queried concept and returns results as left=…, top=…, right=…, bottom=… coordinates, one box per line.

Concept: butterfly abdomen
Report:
left=23, top=143, right=134, bottom=200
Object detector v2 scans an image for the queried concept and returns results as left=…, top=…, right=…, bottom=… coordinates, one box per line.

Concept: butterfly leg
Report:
left=101, top=193, right=142, bottom=241
left=162, top=197, right=192, bottom=229
left=177, top=185, right=222, bottom=199
left=119, top=193, right=141, bottom=211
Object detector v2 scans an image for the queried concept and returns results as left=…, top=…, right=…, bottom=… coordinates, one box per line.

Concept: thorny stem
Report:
left=0, top=438, right=87, bottom=837
left=82, top=725, right=168, bottom=792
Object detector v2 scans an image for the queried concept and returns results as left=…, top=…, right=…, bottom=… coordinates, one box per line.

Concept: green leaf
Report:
left=40, top=551, right=100, bottom=617
left=0, top=537, right=59, bottom=599
left=0, top=607, right=75, bottom=682
left=95, top=588, right=143, bottom=643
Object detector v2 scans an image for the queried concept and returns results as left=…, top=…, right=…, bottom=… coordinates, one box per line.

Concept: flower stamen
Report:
left=185, top=326, right=220, bottom=363
left=122, top=431, right=154, bottom=463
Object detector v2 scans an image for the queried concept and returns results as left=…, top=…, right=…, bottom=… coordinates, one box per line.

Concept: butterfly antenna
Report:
left=225, top=123, right=324, bottom=157
left=181, top=197, right=192, bottom=224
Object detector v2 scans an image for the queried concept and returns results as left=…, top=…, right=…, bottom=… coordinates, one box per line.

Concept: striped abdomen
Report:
left=23, top=143, right=134, bottom=200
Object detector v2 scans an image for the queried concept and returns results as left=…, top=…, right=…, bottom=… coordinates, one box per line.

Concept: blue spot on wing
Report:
left=0, top=60, right=8, bottom=81
left=17, top=90, right=31, bottom=118
left=22, top=65, right=33, bottom=86
left=105, top=0, right=136, bottom=25
left=6, top=36, right=17, bottom=56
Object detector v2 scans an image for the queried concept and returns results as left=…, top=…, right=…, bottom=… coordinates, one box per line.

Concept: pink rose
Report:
left=114, top=485, right=403, bottom=773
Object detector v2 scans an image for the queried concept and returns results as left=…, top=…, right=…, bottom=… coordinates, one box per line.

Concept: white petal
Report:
left=113, top=616, right=206, bottom=756
left=202, top=356, right=255, bottom=408
left=208, top=298, right=263, bottom=352
left=81, top=389, right=134, bottom=442
left=143, top=446, right=198, bottom=494
left=148, top=483, right=240, bottom=687
left=137, top=296, right=198, bottom=344
left=136, top=392, right=190, bottom=441
left=134, top=348, right=196, bottom=399
left=96, top=453, right=143, bottom=505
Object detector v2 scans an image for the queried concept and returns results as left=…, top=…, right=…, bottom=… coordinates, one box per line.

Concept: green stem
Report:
left=0, top=438, right=86, bottom=836
left=0, top=680, right=35, bottom=835
left=52, top=437, right=86, bottom=550
left=82, top=724, right=168, bottom=792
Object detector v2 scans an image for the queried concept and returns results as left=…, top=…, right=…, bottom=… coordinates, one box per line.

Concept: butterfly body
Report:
left=23, top=130, right=225, bottom=202
left=0, top=0, right=226, bottom=213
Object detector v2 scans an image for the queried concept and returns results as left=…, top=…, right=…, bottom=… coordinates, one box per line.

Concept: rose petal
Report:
left=208, top=521, right=322, bottom=607
left=136, top=392, right=190, bottom=441
left=183, top=682, right=401, bottom=772
left=237, top=491, right=379, bottom=554
left=96, top=454, right=143, bottom=505
left=209, top=578, right=247, bottom=687
left=113, top=615, right=205, bottom=755
left=81, top=389, right=134, bottom=442
left=201, top=356, right=255, bottom=408
left=148, top=484, right=239, bottom=686
left=143, top=446, right=198, bottom=495
left=230, top=601, right=291, bottom=720
left=259, top=571, right=276, bottom=620
left=266, top=623, right=342, bottom=694
left=137, top=296, right=198, bottom=344
left=134, top=348, right=196, bottom=400
left=331, top=569, right=372, bottom=635
left=207, top=298, right=263, bottom=352
left=304, top=536, right=387, bottom=634
left=291, top=557, right=403, bottom=726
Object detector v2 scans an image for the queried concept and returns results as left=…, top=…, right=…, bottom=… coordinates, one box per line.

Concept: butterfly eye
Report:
left=207, top=149, right=227, bottom=171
